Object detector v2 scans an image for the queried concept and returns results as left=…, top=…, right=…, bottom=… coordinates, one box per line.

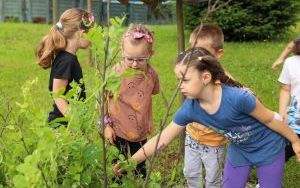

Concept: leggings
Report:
left=115, top=136, right=147, bottom=178
left=223, top=151, right=285, bottom=188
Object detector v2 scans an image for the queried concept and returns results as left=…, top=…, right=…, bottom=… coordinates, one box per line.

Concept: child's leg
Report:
left=285, top=133, right=300, bottom=162
left=256, top=151, right=285, bottom=188
left=115, top=136, right=129, bottom=157
left=202, top=145, right=225, bottom=188
left=114, top=137, right=130, bottom=183
left=183, top=135, right=204, bottom=188
left=128, top=139, right=147, bottom=178
left=222, top=158, right=251, bottom=188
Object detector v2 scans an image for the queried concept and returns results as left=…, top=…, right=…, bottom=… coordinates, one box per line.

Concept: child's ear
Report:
left=202, top=71, right=212, bottom=85
left=216, top=49, right=224, bottom=58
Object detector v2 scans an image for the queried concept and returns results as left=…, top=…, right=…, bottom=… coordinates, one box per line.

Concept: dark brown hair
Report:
left=293, top=39, right=300, bottom=55
left=177, top=47, right=243, bottom=88
left=190, top=23, right=224, bottom=50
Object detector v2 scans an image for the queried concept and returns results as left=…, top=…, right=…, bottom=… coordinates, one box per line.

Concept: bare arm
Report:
left=79, top=38, right=91, bottom=49
left=131, top=122, right=185, bottom=164
left=53, top=78, right=69, bottom=115
left=279, top=84, right=291, bottom=124
left=250, top=99, right=300, bottom=161
left=272, top=41, right=294, bottom=69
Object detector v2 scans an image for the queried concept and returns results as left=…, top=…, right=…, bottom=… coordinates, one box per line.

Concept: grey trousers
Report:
left=184, top=133, right=225, bottom=188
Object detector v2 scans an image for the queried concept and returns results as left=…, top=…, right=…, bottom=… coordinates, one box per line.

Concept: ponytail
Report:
left=35, top=26, right=66, bottom=69
left=36, top=8, right=92, bottom=69
left=218, top=72, right=243, bottom=88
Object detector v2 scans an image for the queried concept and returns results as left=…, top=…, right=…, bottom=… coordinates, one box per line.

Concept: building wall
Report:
left=0, top=0, right=175, bottom=24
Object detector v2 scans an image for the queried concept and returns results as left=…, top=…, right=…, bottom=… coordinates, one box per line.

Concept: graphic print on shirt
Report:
left=204, top=124, right=252, bottom=145
left=128, top=81, right=136, bottom=89
left=287, top=96, right=300, bottom=131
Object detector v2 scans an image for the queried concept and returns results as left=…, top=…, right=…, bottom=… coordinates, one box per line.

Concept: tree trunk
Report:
left=87, top=0, right=92, bottom=66
left=176, top=0, right=185, bottom=53
left=176, top=0, right=186, bottom=159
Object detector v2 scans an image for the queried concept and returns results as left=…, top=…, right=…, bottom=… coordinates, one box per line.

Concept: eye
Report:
left=136, top=59, right=144, bottom=63
left=127, top=58, right=134, bottom=61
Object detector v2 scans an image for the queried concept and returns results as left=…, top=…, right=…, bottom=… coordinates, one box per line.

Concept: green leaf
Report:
left=13, top=175, right=27, bottom=188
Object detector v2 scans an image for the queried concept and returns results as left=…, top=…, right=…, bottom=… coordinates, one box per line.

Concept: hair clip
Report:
left=81, top=13, right=95, bottom=30
left=125, top=32, right=153, bottom=44
left=198, top=57, right=203, bottom=61
left=56, top=22, right=63, bottom=31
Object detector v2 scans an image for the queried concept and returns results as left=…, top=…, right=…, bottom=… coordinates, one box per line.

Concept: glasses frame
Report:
left=122, top=55, right=150, bottom=65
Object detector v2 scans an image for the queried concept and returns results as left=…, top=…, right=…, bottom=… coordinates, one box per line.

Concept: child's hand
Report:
left=292, top=140, right=300, bottom=162
left=113, top=163, right=123, bottom=176
left=272, top=59, right=283, bottom=70
left=104, top=126, right=116, bottom=145
left=279, top=112, right=289, bottom=125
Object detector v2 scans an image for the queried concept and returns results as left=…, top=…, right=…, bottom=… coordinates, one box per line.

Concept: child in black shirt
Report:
left=36, top=8, right=94, bottom=126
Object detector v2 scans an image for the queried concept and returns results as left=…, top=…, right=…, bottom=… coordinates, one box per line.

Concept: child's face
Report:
left=122, top=39, right=152, bottom=71
left=174, top=64, right=209, bottom=99
left=189, top=37, right=223, bottom=59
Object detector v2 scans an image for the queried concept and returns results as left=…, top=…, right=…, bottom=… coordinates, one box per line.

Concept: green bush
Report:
left=184, top=0, right=299, bottom=41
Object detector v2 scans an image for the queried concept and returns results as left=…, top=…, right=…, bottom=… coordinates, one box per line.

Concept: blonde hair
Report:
left=121, top=23, right=154, bottom=53
left=36, top=8, right=88, bottom=69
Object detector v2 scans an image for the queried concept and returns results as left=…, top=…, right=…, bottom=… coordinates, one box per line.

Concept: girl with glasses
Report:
left=102, top=24, right=160, bottom=179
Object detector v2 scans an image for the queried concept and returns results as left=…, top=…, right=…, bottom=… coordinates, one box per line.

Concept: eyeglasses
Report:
left=122, top=55, right=150, bottom=64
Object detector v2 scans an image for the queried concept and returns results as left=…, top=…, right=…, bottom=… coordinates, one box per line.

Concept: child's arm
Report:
left=124, top=122, right=184, bottom=165
left=79, top=38, right=91, bottom=49
left=250, top=99, right=300, bottom=162
left=100, top=91, right=116, bottom=145
left=53, top=79, right=69, bottom=115
left=272, top=41, right=294, bottom=70
left=279, top=84, right=291, bottom=124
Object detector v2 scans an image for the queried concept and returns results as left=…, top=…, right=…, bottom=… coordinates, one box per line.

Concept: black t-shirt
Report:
left=48, top=51, right=86, bottom=122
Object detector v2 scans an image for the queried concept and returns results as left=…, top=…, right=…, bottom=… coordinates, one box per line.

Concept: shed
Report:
left=0, top=0, right=25, bottom=22
left=26, top=0, right=51, bottom=23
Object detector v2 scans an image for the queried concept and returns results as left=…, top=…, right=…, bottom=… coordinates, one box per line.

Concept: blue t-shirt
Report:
left=173, top=85, right=286, bottom=167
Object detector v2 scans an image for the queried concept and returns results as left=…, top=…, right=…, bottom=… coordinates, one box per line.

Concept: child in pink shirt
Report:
left=104, top=24, right=160, bottom=178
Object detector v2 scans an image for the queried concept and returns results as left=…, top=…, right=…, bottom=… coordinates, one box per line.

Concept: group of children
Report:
left=36, top=8, right=300, bottom=188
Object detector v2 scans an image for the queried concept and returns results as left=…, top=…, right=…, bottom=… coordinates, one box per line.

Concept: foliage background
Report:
left=184, top=0, right=300, bottom=41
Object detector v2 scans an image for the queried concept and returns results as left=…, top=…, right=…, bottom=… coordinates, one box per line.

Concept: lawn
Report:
left=0, top=23, right=299, bottom=187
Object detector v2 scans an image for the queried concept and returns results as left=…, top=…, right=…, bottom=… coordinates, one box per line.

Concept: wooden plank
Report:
left=0, top=0, right=3, bottom=22
left=129, top=3, right=148, bottom=23
left=29, top=0, right=50, bottom=23
left=3, top=0, right=23, bottom=21
left=58, top=0, right=77, bottom=16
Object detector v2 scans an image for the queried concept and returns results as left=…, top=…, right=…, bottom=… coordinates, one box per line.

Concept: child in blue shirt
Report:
left=116, top=47, right=300, bottom=188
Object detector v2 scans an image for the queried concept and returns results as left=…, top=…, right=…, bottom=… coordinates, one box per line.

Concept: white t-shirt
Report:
left=278, top=55, right=300, bottom=134
left=279, top=55, right=300, bottom=102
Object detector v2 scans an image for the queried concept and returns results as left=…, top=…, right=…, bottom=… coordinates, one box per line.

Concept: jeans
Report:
left=184, top=133, right=225, bottom=188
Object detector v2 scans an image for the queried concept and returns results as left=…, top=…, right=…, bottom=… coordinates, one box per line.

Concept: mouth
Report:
left=181, top=91, right=188, bottom=96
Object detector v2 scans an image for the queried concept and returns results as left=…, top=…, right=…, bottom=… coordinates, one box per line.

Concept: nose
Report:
left=131, top=61, right=138, bottom=67
left=179, top=84, right=184, bottom=91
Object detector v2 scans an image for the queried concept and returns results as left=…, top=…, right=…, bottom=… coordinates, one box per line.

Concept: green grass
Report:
left=0, top=23, right=299, bottom=187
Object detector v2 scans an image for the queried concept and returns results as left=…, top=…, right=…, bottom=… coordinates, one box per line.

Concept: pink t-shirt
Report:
left=109, top=64, right=160, bottom=142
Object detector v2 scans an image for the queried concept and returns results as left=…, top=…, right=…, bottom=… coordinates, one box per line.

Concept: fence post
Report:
left=52, top=0, right=58, bottom=24
left=0, top=0, right=3, bottom=22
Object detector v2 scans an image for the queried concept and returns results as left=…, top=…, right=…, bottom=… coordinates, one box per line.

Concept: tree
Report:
left=184, top=0, right=300, bottom=41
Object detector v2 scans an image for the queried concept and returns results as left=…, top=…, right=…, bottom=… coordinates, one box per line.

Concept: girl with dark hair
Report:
left=115, top=47, right=300, bottom=188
